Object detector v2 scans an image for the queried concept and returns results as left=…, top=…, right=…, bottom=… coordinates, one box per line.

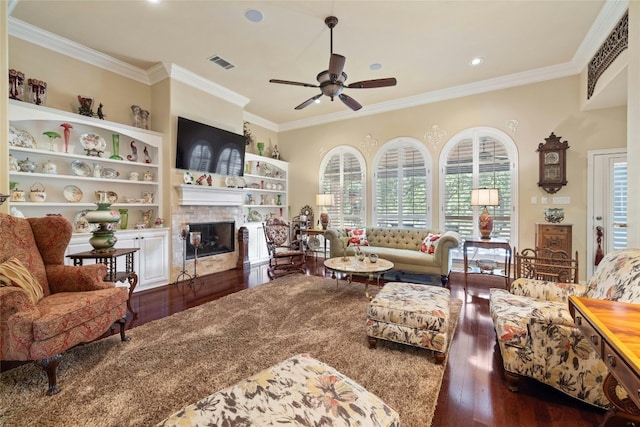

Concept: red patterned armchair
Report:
left=0, top=214, right=129, bottom=395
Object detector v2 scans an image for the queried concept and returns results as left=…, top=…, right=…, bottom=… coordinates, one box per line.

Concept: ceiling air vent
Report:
left=208, top=55, right=235, bottom=70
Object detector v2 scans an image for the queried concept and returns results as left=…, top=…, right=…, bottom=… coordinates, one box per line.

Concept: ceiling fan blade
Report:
left=294, top=93, right=323, bottom=110
left=339, top=93, right=362, bottom=111
left=328, top=54, right=346, bottom=81
left=269, top=79, right=318, bottom=88
left=347, top=77, right=397, bottom=89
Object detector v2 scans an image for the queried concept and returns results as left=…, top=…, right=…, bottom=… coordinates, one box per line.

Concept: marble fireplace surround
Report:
left=171, top=185, right=245, bottom=280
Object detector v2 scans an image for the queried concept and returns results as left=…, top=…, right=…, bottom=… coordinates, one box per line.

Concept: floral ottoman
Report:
left=157, top=353, right=400, bottom=427
left=367, top=282, right=451, bottom=363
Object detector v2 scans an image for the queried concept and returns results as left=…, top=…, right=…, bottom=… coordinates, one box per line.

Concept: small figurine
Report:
left=272, top=144, right=280, bottom=160
left=127, top=141, right=138, bottom=161
left=196, top=174, right=207, bottom=185
left=206, top=174, right=212, bottom=186
left=140, top=109, right=150, bottom=130
left=97, top=103, right=105, bottom=120
left=143, top=146, right=152, bottom=163
left=9, top=154, right=19, bottom=171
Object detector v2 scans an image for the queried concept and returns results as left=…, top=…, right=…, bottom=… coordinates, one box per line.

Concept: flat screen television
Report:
left=175, top=116, right=246, bottom=176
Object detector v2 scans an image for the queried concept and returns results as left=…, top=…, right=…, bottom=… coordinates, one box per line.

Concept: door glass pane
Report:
left=612, top=161, right=627, bottom=249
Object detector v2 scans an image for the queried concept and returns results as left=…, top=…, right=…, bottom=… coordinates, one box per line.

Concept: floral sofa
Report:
left=0, top=214, right=129, bottom=395
left=490, top=248, right=640, bottom=408
left=324, top=227, right=460, bottom=286
left=157, top=353, right=400, bottom=426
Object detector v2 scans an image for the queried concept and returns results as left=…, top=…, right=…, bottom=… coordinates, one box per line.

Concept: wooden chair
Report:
left=514, top=247, right=579, bottom=283
left=263, top=218, right=306, bottom=279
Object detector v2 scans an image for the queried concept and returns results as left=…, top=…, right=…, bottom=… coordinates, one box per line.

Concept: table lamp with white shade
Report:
left=471, top=188, right=500, bottom=239
left=316, top=194, right=335, bottom=230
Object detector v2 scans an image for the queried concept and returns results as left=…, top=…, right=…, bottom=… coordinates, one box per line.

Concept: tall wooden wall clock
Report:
left=537, top=132, right=569, bottom=194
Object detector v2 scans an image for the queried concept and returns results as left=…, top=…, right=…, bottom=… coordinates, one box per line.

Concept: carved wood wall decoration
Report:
left=588, top=10, right=628, bottom=99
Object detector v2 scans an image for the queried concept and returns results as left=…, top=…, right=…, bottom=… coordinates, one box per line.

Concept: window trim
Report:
left=318, top=145, right=367, bottom=228
left=372, top=137, right=432, bottom=228
left=438, top=127, right=519, bottom=244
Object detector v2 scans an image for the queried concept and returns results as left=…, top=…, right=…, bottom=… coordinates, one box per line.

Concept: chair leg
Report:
left=35, top=354, right=63, bottom=396
left=505, top=371, right=520, bottom=392
left=116, top=316, right=130, bottom=342
left=441, top=275, right=449, bottom=288
left=368, top=337, right=378, bottom=349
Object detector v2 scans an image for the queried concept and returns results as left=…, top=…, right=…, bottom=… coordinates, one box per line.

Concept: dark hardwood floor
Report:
left=3, top=258, right=620, bottom=426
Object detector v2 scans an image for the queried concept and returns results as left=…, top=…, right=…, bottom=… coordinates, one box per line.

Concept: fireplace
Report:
left=186, top=221, right=235, bottom=260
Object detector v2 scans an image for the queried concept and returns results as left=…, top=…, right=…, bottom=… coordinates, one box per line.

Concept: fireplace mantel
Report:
left=174, top=185, right=245, bottom=206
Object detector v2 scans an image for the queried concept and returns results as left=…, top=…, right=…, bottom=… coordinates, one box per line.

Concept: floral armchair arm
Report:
left=46, top=263, right=115, bottom=294
left=510, top=278, right=589, bottom=303
left=0, top=287, right=40, bottom=360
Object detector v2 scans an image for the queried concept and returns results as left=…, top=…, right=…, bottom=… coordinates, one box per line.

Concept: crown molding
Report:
left=148, top=62, right=250, bottom=109
left=8, top=17, right=150, bottom=84
left=243, top=111, right=278, bottom=132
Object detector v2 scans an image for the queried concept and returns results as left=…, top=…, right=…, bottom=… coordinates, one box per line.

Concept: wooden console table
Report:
left=67, top=248, right=139, bottom=316
left=463, top=238, right=512, bottom=293
left=569, top=296, right=640, bottom=426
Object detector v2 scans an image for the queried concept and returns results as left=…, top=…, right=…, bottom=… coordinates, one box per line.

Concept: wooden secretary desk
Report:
left=536, top=223, right=572, bottom=255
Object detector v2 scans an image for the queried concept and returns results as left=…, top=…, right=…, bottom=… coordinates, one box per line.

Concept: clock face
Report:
left=544, top=151, right=560, bottom=165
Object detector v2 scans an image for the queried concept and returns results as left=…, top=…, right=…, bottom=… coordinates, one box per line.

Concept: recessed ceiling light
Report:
left=147, top=0, right=162, bottom=4
left=470, top=57, right=484, bottom=66
left=245, top=9, right=263, bottom=23
left=369, top=63, right=382, bottom=71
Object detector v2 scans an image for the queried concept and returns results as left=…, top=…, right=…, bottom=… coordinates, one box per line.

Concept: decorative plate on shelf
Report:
left=225, top=176, right=237, bottom=188
left=80, top=133, right=107, bottom=155
left=63, top=185, right=83, bottom=202
left=8, top=126, right=37, bottom=149
left=101, top=168, right=120, bottom=179
left=71, top=160, right=92, bottom=177
left=249, top=210, right=263, bottom=222
left=308, top=236, right=321, bottom=250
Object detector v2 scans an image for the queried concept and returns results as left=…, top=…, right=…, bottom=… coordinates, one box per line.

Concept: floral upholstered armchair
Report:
left=0, top=214, right=129, bottom=395
left=490, top=248, right=640, bottom=408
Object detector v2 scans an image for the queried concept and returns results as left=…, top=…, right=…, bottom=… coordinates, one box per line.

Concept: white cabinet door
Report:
left=246, top=223, right=269, bottom=265
left=136, top=228, right=169, bottom=289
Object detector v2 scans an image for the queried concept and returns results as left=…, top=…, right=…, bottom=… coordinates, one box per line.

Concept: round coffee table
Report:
left=324, top=256, right=394, bottom=299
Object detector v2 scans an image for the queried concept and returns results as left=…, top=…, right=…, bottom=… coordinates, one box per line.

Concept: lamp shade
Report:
left=471, top=188, right=499, bottom=206
left=315, top=194, right=334, bottom=206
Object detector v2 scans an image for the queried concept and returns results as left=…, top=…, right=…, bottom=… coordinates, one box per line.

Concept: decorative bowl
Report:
left=544, top=208, right=565, bottom=223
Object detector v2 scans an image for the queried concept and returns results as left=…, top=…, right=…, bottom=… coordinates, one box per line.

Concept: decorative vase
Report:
left=119, top=209, right=128, bottom=230
left=257, top=142, right=265, bottom=156
left=85, top=195, right=120, bottom=252
left=110, top=134, right=123, bottom=160
left=60, top=123, right=73, bottom=153
left=85, top=196, right=121, bottom=252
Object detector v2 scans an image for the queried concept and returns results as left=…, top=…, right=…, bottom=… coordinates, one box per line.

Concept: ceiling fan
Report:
left=269, top=16, right=397, bottom=111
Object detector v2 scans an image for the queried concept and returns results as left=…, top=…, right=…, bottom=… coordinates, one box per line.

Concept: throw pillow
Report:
left=420, top=233, right=441, bottom=255
left=345, top=228, right=369, bottom=246
left=0, top=257, right=44, bottom=304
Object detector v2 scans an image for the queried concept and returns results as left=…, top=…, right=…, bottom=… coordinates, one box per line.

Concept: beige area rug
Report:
left=0, top=275, right=461, bottom=427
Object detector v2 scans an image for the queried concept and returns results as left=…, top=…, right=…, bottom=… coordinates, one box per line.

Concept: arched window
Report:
left=439, top=127, right=518, bottom=243
left=373, top=138, right=432, bottom=228
left=319, top=146, right=366, bottom=228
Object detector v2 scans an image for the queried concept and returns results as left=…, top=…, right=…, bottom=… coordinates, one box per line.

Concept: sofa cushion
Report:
left=420, top=233, right=441, bottom=254
left=346, top=227, right=369, bottom=246
left=0, top=257, right=44, bottom=304
left=33, top=287, right=129, bottom=341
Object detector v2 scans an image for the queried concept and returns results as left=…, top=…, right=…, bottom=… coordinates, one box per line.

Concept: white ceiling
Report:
left=8, top=1, right=627, bottom=130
